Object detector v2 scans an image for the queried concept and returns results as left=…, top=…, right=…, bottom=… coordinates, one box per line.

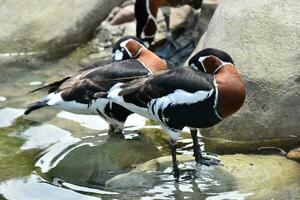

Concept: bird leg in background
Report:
left=161, top=6, right=171, bottom=34
left=170, top=139, right=180, bottom=182
left=156, top=6, right=178, bottom=60
left=190, top=128, right=221, bottom=166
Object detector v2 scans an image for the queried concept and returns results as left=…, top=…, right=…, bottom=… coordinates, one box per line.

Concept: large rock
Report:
left=105, top=154, right=300, bottom=200
left=190, top=0, right=300, bottom=153
left=0, top=0, right=125, bottom=62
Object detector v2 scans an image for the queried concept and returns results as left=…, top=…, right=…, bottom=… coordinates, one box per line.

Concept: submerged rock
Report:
left=105, top=154, right=300, bottom=200
left=0, top=0, right=125, bottom=63
left=190, top=0, right=300, bottom=153
left=41, top=130, right=169, bottom=187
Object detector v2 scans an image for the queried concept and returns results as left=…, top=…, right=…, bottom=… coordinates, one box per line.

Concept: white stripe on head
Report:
left=197, top=56, right=208, bottom=72
left=213, top=78, right=223, bottom=120
left=113, top=49, right=124, bottom=61
left=120, top=40, right=132, bottom=58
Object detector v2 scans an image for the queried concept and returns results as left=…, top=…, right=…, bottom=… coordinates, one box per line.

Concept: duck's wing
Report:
left=28, top=76, right=71, bottom=94
left=116, top=68, right=215, bottom=107
left=60, top=59, right=151, bottom=104
left=28, top=59, right=112, bottom=94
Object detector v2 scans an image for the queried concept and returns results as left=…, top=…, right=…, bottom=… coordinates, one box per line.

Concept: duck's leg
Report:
left=135, top=0, right=160, bottom=47
left=156, top=6, right=178, bottom=60
left=170, top=139, right=180, bottom=182
left=190, top=128, right=221, bottom=166
left=108, top=124, right=125, bottom=139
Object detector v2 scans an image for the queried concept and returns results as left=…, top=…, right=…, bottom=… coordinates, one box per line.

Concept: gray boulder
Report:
left=190, top=0, right=300, bottom=153
left=0, top=0, right=125, bottom=62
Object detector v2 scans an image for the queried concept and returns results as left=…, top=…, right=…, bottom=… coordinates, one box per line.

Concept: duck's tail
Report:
left=24, top=101, right=49, bottom=115
left=24, top=93, right=62, bottom=115
left=28, top=77, right=70, bottom=94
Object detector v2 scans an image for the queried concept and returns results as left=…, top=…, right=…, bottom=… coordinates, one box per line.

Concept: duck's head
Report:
left=112, top=36, right=145, bottom=62
left=188, top=48, right=235, bottom=73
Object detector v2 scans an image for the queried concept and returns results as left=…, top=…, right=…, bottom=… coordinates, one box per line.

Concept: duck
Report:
left=102, top=48, right=246, bottom=180
left=135, top=0, right=203, bottom=59
left=24, top=36, right=167, bottom=138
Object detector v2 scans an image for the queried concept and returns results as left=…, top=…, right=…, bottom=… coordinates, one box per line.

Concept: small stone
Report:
left=287, top=148, right=300, bottom=162
left=109, top=5, right=135, bottom=25
left=0, top=96, right=7, bottom=102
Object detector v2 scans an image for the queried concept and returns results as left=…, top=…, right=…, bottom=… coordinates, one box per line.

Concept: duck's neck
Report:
left=137, top=48, right=167, bottom=73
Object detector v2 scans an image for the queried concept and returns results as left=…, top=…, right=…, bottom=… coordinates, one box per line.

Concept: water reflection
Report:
left=17, top=124, right=76, bottom=150
left=0, top=107, right=24, bottom=128
left=0, top=174, right=101, bottom=200
left=142, top=163, right=252, bottom=200
left=57, top=111, right=108, bottom=130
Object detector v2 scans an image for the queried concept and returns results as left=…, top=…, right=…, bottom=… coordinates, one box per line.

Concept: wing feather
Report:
left=118, top=68, right=214, bottom=107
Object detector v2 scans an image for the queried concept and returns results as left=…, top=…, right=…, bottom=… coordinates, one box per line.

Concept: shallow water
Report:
left=0, top=125, right=251, bottom=200
left=3, top=109, right=298, bottom=200
left=0, top=108, right=252, bottom=200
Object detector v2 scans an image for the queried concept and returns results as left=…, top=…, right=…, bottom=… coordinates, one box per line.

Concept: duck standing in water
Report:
left=135, top=0, right=203, bottom=59
left=103, top=48, right=246, bottom=180
left=24, top=36, right=167, bottom=137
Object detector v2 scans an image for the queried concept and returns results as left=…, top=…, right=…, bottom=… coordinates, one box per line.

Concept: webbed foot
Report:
left=173, top=164, right=180, bottom=182
left=195, top=153, right=222, bottom=166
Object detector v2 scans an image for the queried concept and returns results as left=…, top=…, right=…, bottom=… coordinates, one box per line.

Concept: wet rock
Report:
left=0, top=0, right=125, bottom=63
left=190, top=0, right=300, bottom=153
left=105, top=154, right=300, bottom=199
left=287, top=147, right=300, bottom=162
left=106, top=171, right=158, bottom=189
